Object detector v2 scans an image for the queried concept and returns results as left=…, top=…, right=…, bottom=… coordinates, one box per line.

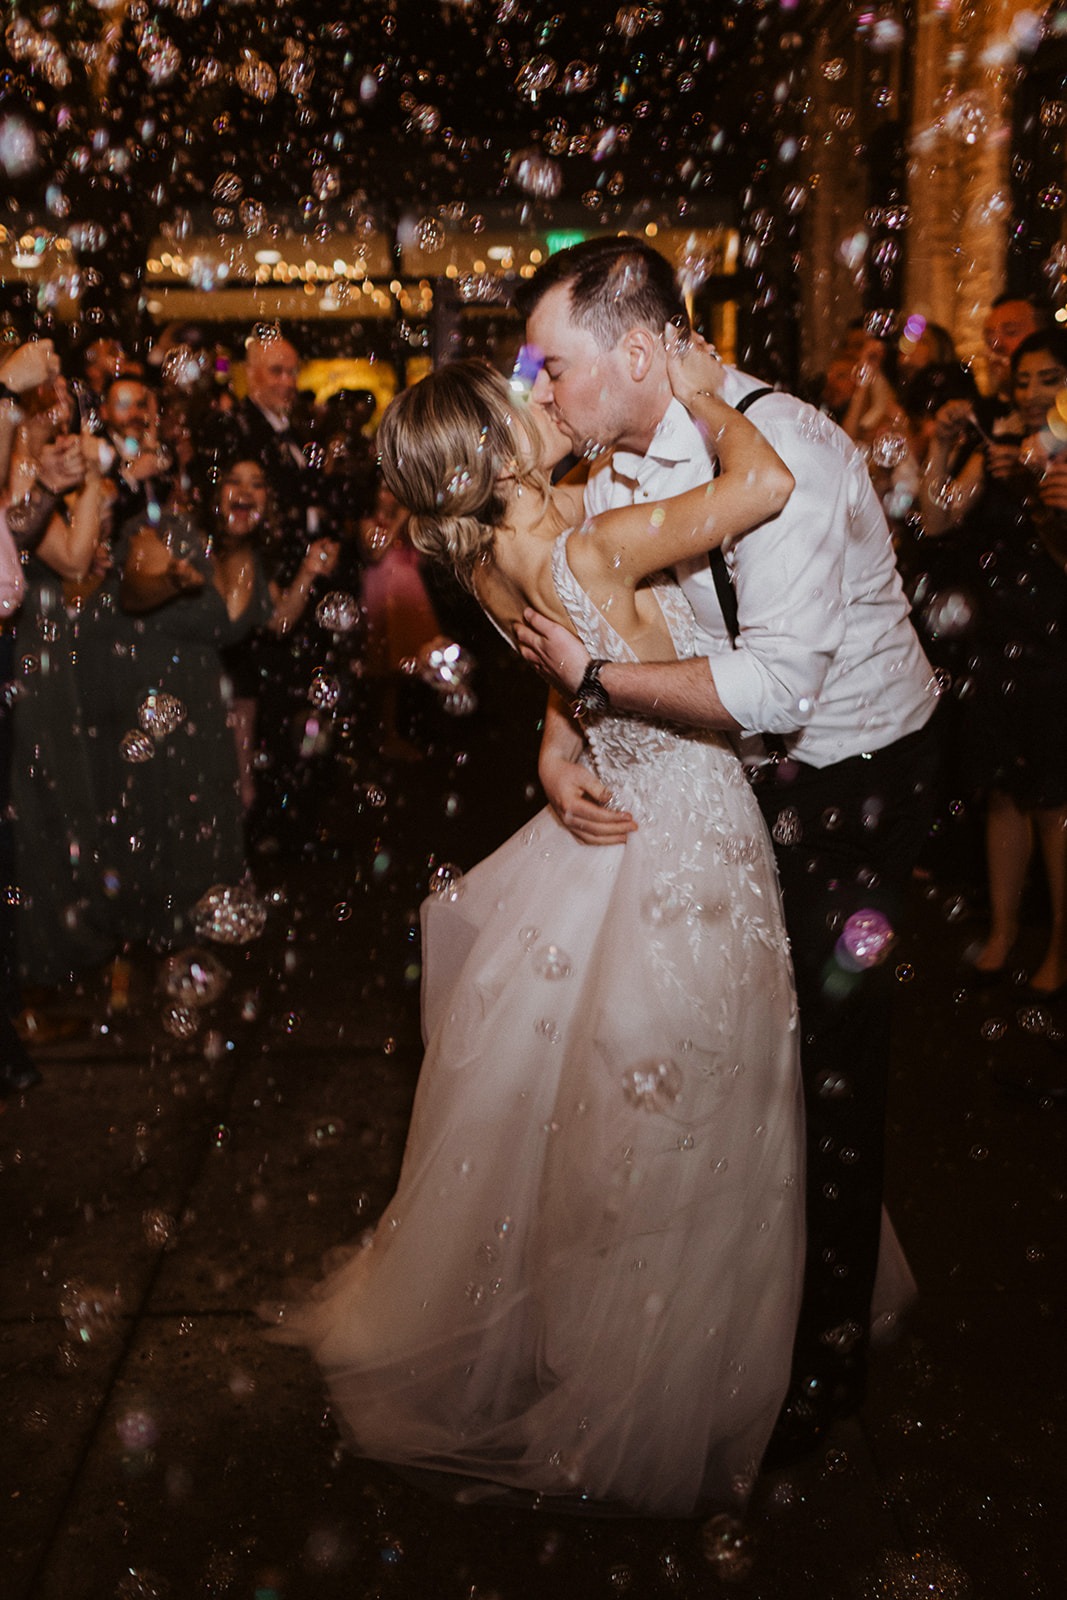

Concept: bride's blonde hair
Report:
left=377, top=358, right=549, bottom=588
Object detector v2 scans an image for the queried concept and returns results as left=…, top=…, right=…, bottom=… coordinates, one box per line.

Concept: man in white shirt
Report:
left=514, top=237, right=940, bottom=1467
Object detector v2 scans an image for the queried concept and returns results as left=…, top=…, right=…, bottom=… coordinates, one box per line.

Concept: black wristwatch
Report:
left=572, top=658, right=611, bottom=723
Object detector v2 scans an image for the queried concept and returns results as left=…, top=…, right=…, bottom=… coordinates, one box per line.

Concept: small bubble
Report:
left=980, top=1018, right=1007, bottom=1042
left=307, top=670, right=341, bottom=710
left=315, top=591, right=360, bottom=633
left=120, top=730, right=155, bottom=764
left=161, top=1005, right=199, bottom=1040
left=701, top=1513, right=753, bottom=1579
left=533, top=943, right=573, bottom=980
left=116, top=1407, right=160, bottom=1452
left=141, top=1208, right=176, bottom=1248
left=428, top=863, right=464, bottom=900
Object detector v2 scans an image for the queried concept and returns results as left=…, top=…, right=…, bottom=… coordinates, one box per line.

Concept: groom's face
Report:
left=526, top=284, right=638, bottom=456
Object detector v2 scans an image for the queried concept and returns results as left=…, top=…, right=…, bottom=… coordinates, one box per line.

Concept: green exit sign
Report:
left=545, top=231, right=587, bottom=255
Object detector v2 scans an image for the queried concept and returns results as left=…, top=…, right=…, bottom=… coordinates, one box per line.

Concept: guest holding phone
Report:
left=920, top=330, right=1067, bottom=998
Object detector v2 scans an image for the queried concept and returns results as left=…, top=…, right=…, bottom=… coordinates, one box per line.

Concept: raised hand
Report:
left=663, top=324, right=725, bottom=406
left=0, top=339, right=60, bottom=396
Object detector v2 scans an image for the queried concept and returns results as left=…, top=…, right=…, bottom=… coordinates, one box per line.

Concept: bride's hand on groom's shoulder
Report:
left=664, top=323, right=725, bottom=406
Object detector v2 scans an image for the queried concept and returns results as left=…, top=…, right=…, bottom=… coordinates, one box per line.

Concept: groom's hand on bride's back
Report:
left=539, top=751, right=638, bottom=845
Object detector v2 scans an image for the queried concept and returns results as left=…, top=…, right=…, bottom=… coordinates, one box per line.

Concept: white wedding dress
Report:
left=277, top=537, right=805, bottom=1516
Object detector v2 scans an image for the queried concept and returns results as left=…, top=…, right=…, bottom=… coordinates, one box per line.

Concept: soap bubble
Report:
left=508, top=149, right=563, bottom=199
left=312, top=165, right=340, bottom=202
left=837, top=909, right=894, bottom=969
left=192, top=883, right=268, bottom=945
left=702, top=1513, right=754, bottom=1580
left=159, top=948, right=229, bottom=1008
left=240, top=198, right=266, bottom=236
left=428, top=863, right=464, bottom=900
left=533, top=943, right=573, bottom=980
left=141, top=1208, right=176, bottom=1247
left=456, top=273, right=504, bottom=304
left=161, top=346, right=205, bottom=393
left=418, top=640, right=474, bottom=699
left=922, top=590, right=973, bottom=639
left=561, top=60, right=597, bottom=94
left=870, top=430, right=910, bottom=470
left=161, top=1004, right=200, bottom=1040
left=212, top=172, right=243, bottom=204
left=140, top=36, right=181, bottom=86
left=236, top=51, right=277, bottom=101
left=307, top=670, right=341, bottom=710
left=0, top=113, right=38, bottom=178
left=137, top=689, right=186, bottom=738
left=414, top=216, right=444, bottom=252
left=120, top=730, right=155, bottom=764
left=116, top=1407, right=160, bottom=1452
left=315, top=591, right=361, bottom=633
left=516, top=55, right=558, bottom=100
left=772, top=807, right=802, bottom=846
left=623, top=1058, right=684, bottom=1112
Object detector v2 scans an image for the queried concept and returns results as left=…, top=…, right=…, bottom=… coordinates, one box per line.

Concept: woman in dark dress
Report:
left=213, top=457, right=340, bottom=817
left=920, top=329, right=1067, bottom=997
left=111, top=491, right=273, bottom=948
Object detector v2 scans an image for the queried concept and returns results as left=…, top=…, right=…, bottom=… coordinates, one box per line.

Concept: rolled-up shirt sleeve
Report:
left=705, top=408, right=854, bottom=737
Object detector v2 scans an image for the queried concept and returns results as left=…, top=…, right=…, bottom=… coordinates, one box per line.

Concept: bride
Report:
left=273, top=331, right=805, bottom=1517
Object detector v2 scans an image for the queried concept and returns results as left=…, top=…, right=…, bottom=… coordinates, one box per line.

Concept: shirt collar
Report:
left=611, top=398, right=702, bottom=486
left=252, top=399, right=291, bottom=434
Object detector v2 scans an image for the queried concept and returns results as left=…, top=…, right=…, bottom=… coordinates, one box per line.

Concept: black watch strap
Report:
left=572, top=658, right=611, bottom=722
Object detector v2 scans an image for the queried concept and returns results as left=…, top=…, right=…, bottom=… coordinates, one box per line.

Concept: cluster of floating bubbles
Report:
left=861, top=1547, right=973, bottom=1599
left=120, top=692, right=186, bottom=762
left=192, top=883, right=268, bottom=945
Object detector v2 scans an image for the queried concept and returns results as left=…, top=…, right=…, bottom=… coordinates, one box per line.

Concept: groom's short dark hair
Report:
left=515, top=235, right=688, bottom=350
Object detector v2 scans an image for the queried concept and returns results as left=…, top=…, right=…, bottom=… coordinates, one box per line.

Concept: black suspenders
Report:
left=706, top=386, right=776, bottom=645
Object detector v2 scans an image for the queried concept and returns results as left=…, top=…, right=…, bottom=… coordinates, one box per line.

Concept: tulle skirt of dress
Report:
left=273, top=792, right=806, bottom=1518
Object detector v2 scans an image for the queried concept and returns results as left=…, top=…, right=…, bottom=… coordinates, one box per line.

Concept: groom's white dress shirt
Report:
left=583, top=371, right=937, bottom=770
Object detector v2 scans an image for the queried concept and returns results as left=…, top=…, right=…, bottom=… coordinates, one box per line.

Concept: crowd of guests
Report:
left=0, top=324, right=456, bottom=1097
left=814, top=295, right=1067, bottom=1006
left=2, top=290, right=1066, bottom=1098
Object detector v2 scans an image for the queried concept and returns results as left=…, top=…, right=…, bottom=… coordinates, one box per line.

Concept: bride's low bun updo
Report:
left=377, top=359, right=548, bottom=588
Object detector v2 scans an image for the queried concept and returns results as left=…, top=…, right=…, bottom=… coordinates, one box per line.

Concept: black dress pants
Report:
left=752, top=713, right=940, bottom=1426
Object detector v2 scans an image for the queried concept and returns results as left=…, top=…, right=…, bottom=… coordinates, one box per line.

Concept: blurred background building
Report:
left=1, top=0, right=1066, bottom=398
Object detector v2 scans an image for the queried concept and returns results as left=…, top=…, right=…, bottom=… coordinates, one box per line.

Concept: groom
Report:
left=513, top=237, right=939, bottom=1466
